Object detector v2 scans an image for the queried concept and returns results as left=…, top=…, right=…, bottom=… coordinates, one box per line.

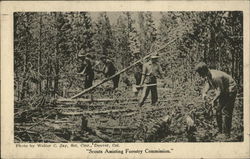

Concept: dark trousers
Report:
left=112, top=74, right=120, bottom=89
left=139, top=85, right=158, bottom=107
left=84, top=72, right=94, bottom=89
left=134, top=72, right=142, bottom=96
left=216, top=91, right=237, bottom=136
left=134, top=72, right=142, bottom=85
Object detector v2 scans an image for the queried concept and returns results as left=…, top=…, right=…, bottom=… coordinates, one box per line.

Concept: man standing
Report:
left=195, top=62, right=237, bottom=138
left=100, top=56, right=120, bottom=89
left=77, top=53, right=94, bottom=89
left=138, top=54, right=163, bottom=107
left=133, top=51, right=143, bottom=97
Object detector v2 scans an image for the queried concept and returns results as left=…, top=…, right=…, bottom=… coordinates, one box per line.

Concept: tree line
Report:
left=14, top=11, right=243, bottom=100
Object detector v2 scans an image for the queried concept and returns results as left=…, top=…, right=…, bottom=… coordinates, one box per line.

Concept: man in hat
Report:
left=99, top=56, right=120, bottom=89
left=77, top=51, right=95, bottom=89
left=195, top=62, right=237, bottom=138
left=138, top=54, right=163, bottom=107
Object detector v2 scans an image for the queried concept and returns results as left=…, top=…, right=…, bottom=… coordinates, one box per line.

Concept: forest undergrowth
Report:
left=14, top=81, right=243, bottom=143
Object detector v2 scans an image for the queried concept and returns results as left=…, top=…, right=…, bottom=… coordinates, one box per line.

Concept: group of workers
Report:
left=77, top=50, right=163, bottom=107
left=77, top=50, right=120, bottom=90
left=78, top=49, right=238, bottom=139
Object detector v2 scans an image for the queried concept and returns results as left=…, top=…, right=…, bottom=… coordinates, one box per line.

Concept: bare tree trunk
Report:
left=209, top=26, right=216, bottom=69
left=204, top=44, right=207, bottom=63
left=46, top=57, right=53, bottom=96
left=54, top=12, right=60, bottom=96
left=38, top=13, right=42, bottom=94
left=20, top=13, right=30, bottom=100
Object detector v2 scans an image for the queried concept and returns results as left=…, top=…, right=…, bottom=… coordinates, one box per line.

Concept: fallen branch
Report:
left=14, top=135, right=23, bottom=142
left=26, top=115, right=50, bottom=131
left=61, top=108, right=137, bottom=116
left=119, top=99, right=179, bottom=105
left=57, top=98, right=179, bottom=104
left=97, top=126, right=137, bottom=130
left=57, top=98, right=120, bottom=103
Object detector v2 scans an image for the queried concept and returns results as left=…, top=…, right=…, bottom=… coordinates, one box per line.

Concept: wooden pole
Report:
left=71, top=55, right=150, bottom=99
left=71, top=38, right=177, bottom=99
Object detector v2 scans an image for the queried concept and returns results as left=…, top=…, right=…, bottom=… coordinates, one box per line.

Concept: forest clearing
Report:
left=14, top=81, right=243, bottom=142
left=14, top=11, right=243, bottom=143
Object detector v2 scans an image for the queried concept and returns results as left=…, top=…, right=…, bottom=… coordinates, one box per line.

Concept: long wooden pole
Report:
left=71, top=38, right=177, bottom=99
left=71, top=55, right=150, bottom=99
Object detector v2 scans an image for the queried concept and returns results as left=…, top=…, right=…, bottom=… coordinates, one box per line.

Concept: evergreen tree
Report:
left=138, top=12, right=157, bottom=56
left=92, top=12, right=115, bottom=58
left=114, top=12, right=139, bottom=68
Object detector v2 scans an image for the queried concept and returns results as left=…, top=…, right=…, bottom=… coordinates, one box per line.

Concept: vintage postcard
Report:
left=1, top=1, right=250, bottom=158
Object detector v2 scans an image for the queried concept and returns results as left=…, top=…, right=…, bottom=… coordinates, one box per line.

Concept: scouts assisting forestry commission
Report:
left=77, top=49, right=237, bottom=139
left=86, top=148, right=171, bottom=154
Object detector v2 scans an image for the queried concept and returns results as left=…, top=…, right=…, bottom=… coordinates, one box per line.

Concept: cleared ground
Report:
left=14, top=80, right=243, bottom=143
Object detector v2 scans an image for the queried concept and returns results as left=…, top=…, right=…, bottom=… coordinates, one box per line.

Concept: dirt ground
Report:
left=14, top=81, right=243, bottom=143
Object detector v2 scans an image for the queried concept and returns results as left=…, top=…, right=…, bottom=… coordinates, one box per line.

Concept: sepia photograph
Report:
left=1, top=1, right=250, bottom=158
left=13, top=11, right=244, bottom=143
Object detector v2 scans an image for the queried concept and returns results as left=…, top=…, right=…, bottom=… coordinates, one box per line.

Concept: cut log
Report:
left=97, top=126, right=137, bottom=130
left=57, top=97, right=139, bottom=103
left=26, top=115, right=50, bottom=130
left=57, top=98, right=119, bottom=103
left=15, top=123, right=35, bottom=126
left=60, top=108, right=137, bottom=116
left=71, top=38, right=177, bottom=99
left=123, top=112, right=137, bottom=117
left=14, top=136, right=23, bottom=142
left=119, top=99, right=179, bottom=105
left=55, top=107, right=80, bottom=110
left=57, top=98, right=178, bottom=104
left=15, top=130, right=39, bottom=134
